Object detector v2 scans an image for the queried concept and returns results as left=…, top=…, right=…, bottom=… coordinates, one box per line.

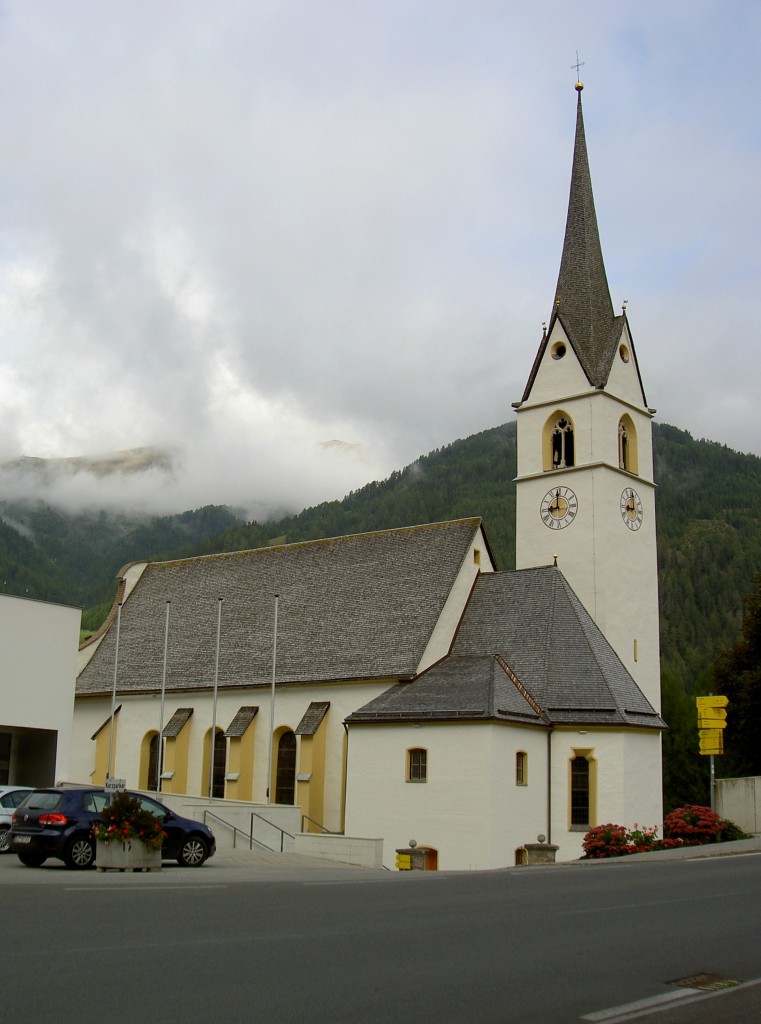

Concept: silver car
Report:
left=0, top=786, right=33, bottom=852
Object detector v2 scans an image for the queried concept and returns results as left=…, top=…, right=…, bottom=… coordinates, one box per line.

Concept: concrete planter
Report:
left=96, top=838, right=162, bottom=872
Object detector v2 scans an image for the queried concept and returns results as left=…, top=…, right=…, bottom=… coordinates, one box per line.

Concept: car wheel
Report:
left=177, top=836, right=208, bottom=867
left=64, top=835, right=95, bottom=870
left=0, top=826, right=10, bottom=853
left=18, top=850, right=47, bottom=867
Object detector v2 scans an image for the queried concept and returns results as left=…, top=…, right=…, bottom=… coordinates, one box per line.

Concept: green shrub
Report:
left=718, top=818, right=750, bottom=842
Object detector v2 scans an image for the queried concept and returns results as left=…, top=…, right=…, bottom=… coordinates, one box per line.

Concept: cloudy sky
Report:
left=0, top=1, right=759, bottom=516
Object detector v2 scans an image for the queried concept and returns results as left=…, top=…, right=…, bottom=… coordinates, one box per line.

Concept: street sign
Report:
left=698, top=708, right=727, bottom=729
left=699, top=730, right=724, bottom=755
left=696, top=695, right=728, bottom=709
left=105, top=778, right=126, bottom=792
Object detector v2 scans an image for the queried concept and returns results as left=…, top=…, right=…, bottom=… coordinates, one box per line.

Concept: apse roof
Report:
left=347, top=567, right=664, bottom=730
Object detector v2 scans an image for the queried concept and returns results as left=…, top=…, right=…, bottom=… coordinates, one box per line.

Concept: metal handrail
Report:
left=249, top=810, right=294, bottom=853
left=301, top=814, right=340, bottom=834
left=202, top=809, right=270, bottom=852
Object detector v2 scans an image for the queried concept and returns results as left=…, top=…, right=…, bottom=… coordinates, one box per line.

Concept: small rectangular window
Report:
left=474, top=548, right=481, bottom=566
left=407, top=747, right=427, bottom=782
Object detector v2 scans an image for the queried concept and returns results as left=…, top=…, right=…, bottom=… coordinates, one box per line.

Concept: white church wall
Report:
left=344, top=721, right=550, bottom=871
left=621, top=730, right=663, bottom=827
left=486, top=726, right=549, bottom=864
left=549, top=728, right=663, bottom=861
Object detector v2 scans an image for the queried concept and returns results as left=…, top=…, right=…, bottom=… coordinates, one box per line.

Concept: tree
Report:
left=712, top=573, right=761, bottom=776
left=661, top=670, right=709, bottom=811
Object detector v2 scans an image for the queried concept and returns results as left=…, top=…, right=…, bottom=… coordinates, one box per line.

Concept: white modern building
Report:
left=1, top=593, right=80, bottom=785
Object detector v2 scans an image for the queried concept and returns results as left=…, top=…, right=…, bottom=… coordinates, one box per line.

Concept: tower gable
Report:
left=521, top=320, right=591, bottom=408
left=604, top=318, right=648, bottom=409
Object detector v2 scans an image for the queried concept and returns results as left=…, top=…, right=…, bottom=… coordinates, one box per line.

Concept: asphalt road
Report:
left=1, top=847, right=760, bottom=1023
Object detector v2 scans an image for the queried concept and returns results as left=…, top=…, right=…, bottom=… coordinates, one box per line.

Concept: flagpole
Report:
left=267, top=593, right=279, bottom=803
left=157, top=600, right=170, bottom=794
left=209, top=596, right=223, bottom=803
left=106, top=602, right=122, bottom=781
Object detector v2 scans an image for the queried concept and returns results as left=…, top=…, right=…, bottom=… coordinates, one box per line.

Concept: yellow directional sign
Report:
left=395, top=853, right=411, bottom=870
left=698, top=708, right=727, bottom=729
left=699, top=729, right=724, bottom=755
left=696, top=695, right=728, bottom=709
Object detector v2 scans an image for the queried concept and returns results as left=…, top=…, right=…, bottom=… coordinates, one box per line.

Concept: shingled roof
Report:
left=348, top=567, right=664, bottom=729
left=77, top=519, right=485, bottom=696
left=522, top=86, right=642, bottom=402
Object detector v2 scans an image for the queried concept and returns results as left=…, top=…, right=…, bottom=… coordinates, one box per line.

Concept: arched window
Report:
left=275, top=730, right=297, bottom=805
left=147, top=733, right=160, bottom=790
left=407, top=747, right=428, bottom=783
left=618, top=415, right=638, bottom=474
left=202, top=727, right=226, bottom=799
left=515, top=751, right=527, bottom=786
left=139, top=731, right=161, bottom=791
left=543, top=412, right=575, bottom=471
left=570, top=753, right=596, bottom=829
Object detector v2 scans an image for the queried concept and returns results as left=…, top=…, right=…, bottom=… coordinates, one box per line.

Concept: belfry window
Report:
left=551, top=417, right=575, bottom=469
left=618, top=415, right=638, bottom=474
left=618, top=422, right=629, bottom=470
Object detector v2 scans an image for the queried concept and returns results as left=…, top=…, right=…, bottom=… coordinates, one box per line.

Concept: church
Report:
left=71, top=83, right=664, bottom=870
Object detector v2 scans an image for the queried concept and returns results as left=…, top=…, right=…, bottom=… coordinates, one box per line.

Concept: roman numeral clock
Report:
left=540, top=486, right=578, bottom=530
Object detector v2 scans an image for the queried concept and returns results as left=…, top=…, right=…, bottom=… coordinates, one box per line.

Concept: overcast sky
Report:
left=0, top=1, right=759, bottom=517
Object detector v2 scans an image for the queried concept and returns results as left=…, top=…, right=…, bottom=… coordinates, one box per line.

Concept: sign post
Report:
left=696, top=695, right=728, bottom=811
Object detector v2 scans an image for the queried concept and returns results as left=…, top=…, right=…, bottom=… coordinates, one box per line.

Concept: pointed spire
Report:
left=551, top=84, right=623, bottom=386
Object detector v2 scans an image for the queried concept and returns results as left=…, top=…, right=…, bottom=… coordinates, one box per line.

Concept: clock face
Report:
left=540, top=486, right=578, bottom=529
left=620, top=487, right=643, bottom=530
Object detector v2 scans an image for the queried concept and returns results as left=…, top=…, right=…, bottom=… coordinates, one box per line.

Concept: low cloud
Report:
left=0, top=2, right=759, bottom=516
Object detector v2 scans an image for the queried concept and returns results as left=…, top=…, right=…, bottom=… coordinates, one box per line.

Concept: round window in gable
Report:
left=619, top=343, right=630, bottom=363
left=551, top=342, right=566, bottom=360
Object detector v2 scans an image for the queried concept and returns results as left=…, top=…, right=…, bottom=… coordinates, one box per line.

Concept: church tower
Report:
left=513, top=83, right=660, bottom=713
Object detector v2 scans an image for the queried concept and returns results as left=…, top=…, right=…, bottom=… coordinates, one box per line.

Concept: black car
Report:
left=10, top=787, right=216, bottom=870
